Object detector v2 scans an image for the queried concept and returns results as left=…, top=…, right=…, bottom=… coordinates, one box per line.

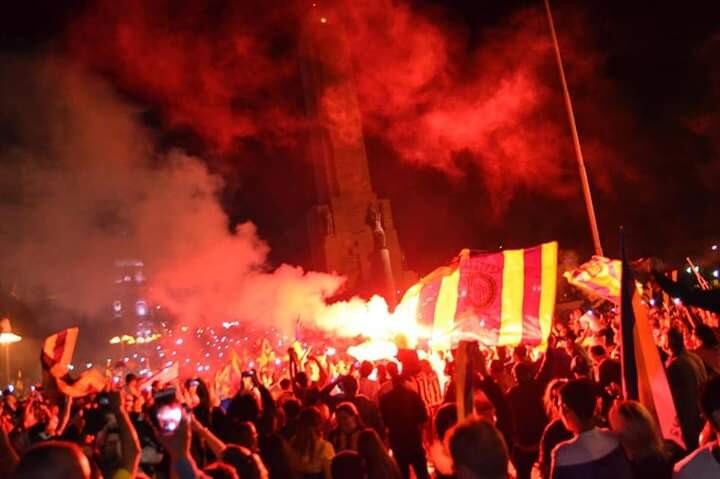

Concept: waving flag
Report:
left=564, top=256, right=622, bottom=304
left=41, top=327, right=79, bottom=377
left=41, top=327, right=105, bottom=399
left=140, top=362, right=179, bottom=390
left=403, top=242, right=558, bottom=348
left=620, top=246, right=685, bottom=448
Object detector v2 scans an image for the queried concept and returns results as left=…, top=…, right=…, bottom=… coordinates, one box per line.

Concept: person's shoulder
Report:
left=673, top=444, right=714, bottom=477
left=552, top=429, right=620, bottom=467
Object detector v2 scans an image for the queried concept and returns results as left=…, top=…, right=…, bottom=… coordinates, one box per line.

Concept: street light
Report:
left=0, top=318, right=22, bottom=386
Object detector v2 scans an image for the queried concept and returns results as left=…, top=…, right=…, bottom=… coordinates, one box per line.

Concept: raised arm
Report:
left=192, top=419, right=227, bottom=457
left=56, top=396, right=73, bottom=436
left=252, top=370, right=277, bottom=434
left=110, top=390, right=141, bottom=476
left=309, top=355, right=329, bottom=388
left=0, top=418, right=19, bottom=476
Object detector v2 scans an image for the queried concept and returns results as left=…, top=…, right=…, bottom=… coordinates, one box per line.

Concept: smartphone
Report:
left=189, top=380, right=200, bottom=388
left=155, top=404, right=182, bottom=434
left=241, top=371, right=254, bottom=378
left=153, top=387, right=177, bottom=405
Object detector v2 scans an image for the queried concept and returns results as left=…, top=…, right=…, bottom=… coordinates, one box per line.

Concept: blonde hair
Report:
left=609, top=400, right=664, bottom=459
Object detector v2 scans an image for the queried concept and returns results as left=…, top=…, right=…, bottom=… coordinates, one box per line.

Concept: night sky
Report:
left=1, top=0, right=719, bottom=277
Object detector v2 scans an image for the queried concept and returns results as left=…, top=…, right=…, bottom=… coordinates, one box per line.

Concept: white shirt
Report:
left=673, top=444, right=720, bottom=479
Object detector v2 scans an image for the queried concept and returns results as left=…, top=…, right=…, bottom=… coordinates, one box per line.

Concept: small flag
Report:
left=564, top=255, right=622, bottom=305
left=41, top=327, right=79, bottom=378
left=55, top=369, right=106, bottom=398
left=41, top=328, right=105, bottom=399
left=402, top=242, right=558, bottom=348
left=139, top=362, right=179, bottom=390
left=620, top=244, right=685, bottom=448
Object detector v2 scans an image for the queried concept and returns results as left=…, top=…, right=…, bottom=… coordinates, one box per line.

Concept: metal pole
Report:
left=4, top=344, right=9, bottom=387
left=544, top=0, right=604, bottom=256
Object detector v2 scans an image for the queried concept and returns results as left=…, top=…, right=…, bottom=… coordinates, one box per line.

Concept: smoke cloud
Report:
left=67, top=0, right=633, bottom=213
left=0, top=56, right=344, bottom=334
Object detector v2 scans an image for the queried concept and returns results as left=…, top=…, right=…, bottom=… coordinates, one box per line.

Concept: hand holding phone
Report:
left=156, top=404, right=183, bottom=434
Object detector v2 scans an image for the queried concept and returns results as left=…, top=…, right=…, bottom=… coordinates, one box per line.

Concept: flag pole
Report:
left=544, top=0, right=604, bottom=256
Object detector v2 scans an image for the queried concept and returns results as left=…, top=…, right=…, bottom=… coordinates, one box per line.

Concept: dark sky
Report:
left=1, top=0, right=719, bottom=277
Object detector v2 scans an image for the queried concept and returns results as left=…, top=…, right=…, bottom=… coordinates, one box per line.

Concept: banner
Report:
left=564, top=256, right=621, bottom=305
left=403, top=242, right=558, bottom=348
left=620, top=250, right=685, bottom=448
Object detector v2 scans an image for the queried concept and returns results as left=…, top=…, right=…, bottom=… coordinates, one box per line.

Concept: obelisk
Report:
left=300, top=3, right=413, bottom=303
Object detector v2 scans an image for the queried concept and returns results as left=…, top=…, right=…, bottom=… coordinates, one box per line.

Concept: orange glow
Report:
left=347, top=340, right=397, bottom=362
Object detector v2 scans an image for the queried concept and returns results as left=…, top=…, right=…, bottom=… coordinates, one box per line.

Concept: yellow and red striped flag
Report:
left=620, top=251, right=685, bottom=448
left=403, top=242, right=558, bottom=349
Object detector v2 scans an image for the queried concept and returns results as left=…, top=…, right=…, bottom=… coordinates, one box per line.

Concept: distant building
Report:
left=112, top=259, right=153, bottom=334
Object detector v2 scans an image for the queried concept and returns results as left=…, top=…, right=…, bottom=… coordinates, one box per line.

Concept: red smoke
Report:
left=68, top=0, right=304, bottom=150
left=68, top=0, right=630, bottom=207
left=341, top=2, right=621, bottom=207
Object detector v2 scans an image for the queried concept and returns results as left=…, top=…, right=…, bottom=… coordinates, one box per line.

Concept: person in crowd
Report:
left=535, top=335, right=573, bottom=386
left=446, top=418, right=509, bottom=479
left=537, top=379, right=571, bottom=479
left=280, top=398, right=302, bottom=441
left=506, top=361, right=547, bottom=479
left=289, top=407, right=334, bottom=479
left=323, top=375, right=384, bottom=439
left=328, top=402, right=364, bottom=452
left=415, top=360, right=443, bottom=410
left=204, top=461, right=240, bottom=479
left=236, top=421, right=259, bottom=452
left=608, top=400, right=680, bottom=479
left=358, top=361, right=380, bottom=400
left=666, top=327, right=708, bottom=451
left=429, top=402, right=458, bottom=479
left=673, top=376, right=720, bottom=478
left=379, top=373, right=430, bottom=479
left=377, top=362, right=399, bottom=398
left=489, top=359, right=514, bottom=393
left=95, top=390, right=141, bottom=479
left=589, top=345, right=621, bottom=390
left=124, top=374, right=144, bottom=414
left=221, top=444, right=269, bottom=479
left=513, top=345, right=533, bottom=369
left=376, top=364, right=388, bottom=387
left=331, top=450, right=366, bottom=479
left=550, top=379, right=632, bottom=479
left=257, top=431, right=297, bottom=479
left=693, top=324, right=720, bottom=376
left=10, top=440, right=93, bottom=479
left=569, top=355, right=592, bottom=380
left=273, top=378, right=295, bottom=404
left=357, top=428, right=402, bottom=479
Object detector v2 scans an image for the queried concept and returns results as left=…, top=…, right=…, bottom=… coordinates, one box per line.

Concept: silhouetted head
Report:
left=695, top=324, right=719, bottom=349
left=336, top=402, right=362, bottom=434
left=559, top=379, right=599, bottom=433
left=447, top=419, right=508, bottom=479
left=667, top=327, right=686, bottom=356
left=331, top=450, right=365, bottom=479
left=12, top=440, right=92, bottom=479
left=359, top=361, right=374, bottom=378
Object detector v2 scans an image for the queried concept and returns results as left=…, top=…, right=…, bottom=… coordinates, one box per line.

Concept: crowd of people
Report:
left=2, top=291, right=720, bottom=479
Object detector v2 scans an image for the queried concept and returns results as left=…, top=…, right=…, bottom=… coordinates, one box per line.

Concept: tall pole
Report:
left=544, top=0, right=604, bottom=256
left=4, top=344, right=9, bottom=386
